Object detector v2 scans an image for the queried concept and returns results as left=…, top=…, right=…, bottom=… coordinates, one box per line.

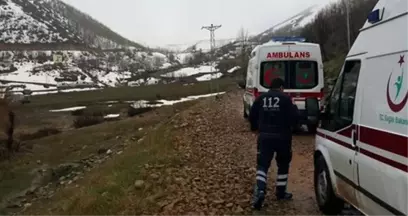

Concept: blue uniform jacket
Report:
left=249, top=89, right=299, bottom=141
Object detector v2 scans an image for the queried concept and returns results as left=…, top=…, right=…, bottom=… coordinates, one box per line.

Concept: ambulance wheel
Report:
left=307, top=124, right=317, bottom=134
left=314, top=156, right=344, bottom=215
left=243, top=105, right=248, bottom=119
left=244, top=110, right=248, bottom=119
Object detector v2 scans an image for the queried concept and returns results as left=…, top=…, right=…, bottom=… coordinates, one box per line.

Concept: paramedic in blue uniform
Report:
left=249, top=77, right=299, bottom=210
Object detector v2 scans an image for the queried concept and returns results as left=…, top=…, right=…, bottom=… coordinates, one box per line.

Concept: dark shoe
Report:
left=276, top=192, right=293, bottom=201
left=252, top=190, right=265, bottom=210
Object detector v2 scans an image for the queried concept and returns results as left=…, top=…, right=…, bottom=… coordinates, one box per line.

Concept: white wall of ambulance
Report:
left=313, top=0, right=408, bottom=215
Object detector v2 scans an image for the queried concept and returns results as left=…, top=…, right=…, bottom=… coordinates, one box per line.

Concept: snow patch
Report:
left=176, top=53, right=194, bottom=64
left=49, top=106, right=86, bottom=112
left=227, top=66, right=241, bottom=73
left=104, top=114, right=120, bottom=119
left=161, top=65, right=218, bottom=78
left=196, top=73, right=223, bottom=81
left=130, top=92, right=226, bottom=109
left=128, top=77, right=160, bottom=86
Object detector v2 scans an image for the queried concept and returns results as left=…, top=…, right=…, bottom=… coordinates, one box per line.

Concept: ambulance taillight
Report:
left=253, top=88, right=261, bottom=98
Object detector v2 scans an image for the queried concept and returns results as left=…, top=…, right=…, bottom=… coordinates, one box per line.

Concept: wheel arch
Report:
left=314, top=146, right=339, bottom=195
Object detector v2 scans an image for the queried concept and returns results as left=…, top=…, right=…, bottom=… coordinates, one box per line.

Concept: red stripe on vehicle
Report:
left=317, top=125, right=408, bottom=172
left=359, top=148, right=408, bottom=172
left=337, top=125, right=355, bottom=138
left=316, top=131, right=355, bottom=151
left=359, top=126, right=408, bottom=158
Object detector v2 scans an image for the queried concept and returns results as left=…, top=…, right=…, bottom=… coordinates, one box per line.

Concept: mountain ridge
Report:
left=0, top=0, right=144, bottom=50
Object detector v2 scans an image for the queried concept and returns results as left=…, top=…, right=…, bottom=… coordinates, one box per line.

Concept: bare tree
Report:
left=153, top=56, right=163, bottom=69
left=236, top=26, right=250, bottom=79
left=237, top=26, right=249, bottom=45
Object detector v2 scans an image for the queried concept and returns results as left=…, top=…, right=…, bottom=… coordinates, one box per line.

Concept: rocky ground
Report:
left=135, top=93, right=364, bottom=216
left=148, top=91, right=361, bottom=215
left=137, top=91, right=319, bottom=215
left=5, top=90, right=362, bottom=215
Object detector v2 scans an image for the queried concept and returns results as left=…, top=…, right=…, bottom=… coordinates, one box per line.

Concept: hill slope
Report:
left=163, top=38, right=237, bottom=53
left=0, top=0, right=183, bottom=93
left=0, top=0, right=143, bottom=49
left=214, top=3, right=331, bottom=58
left=253, top=4, right=328, bottom=43
left=0, top=0, right=242, bottom=96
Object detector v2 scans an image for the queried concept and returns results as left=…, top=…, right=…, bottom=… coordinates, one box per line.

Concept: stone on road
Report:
left=159, top=91, right=321, bottom=215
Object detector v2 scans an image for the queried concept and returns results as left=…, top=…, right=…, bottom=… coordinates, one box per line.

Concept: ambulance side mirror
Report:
left=305, top=97, right=320, bottom=125
left=238, top=80, right=246, bottom=89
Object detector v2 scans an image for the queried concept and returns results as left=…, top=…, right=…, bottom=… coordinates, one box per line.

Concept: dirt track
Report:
left=156, top=91, right=322, bottom=215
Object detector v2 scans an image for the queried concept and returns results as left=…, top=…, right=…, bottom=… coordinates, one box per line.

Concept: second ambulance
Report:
left=243, top=37, right=324, bottom=132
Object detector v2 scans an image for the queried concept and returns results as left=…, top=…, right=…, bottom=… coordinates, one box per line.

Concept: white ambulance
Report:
left=242, top=37, right=325, bottom=132
left=305, top=0, right=408, bottom=215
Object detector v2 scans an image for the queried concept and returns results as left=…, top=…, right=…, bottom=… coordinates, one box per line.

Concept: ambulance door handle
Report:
left=351, top=129, right=357, bottom=148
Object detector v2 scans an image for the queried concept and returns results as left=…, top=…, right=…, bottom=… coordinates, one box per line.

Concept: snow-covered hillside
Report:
left=163, top=38, right=236, bottom=53
left=0, top=48, right=242, bottom=95
left=0, top=0, right=190, bottom=94
left=0, top=49, right=179, bottom=91
left=0, top=0, right=244, bottom=96
left=188, top=38, right=236, bottom=53
left=261, top=4, right=327, bottom=36
left=256, top=3, right=331, bottom=42
left=164, top=3, right=330, bottom=55
left=215, top=2, right=332, bottom=57
left=0, top=0, right=80, bottom=44
left=0, top=0, right=143, bottom=49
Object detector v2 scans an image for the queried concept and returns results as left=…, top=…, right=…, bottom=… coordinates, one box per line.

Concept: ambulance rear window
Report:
left=294, top=61, right=317, bottom=89
left=260, top=62, right=287, bottom=88
left=260, top=60, right=318, bottom=89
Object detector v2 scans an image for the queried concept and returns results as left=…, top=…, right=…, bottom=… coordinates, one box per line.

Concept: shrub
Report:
left=19, top=127, right=62, bottom=141
left=71, top=109, right=85, bottom=116
left=85, top=109, right=105, bottom=117
left=127, top=106, right=152, bottom=117
left=71, top=107, right=105, bottom=117
left=73, top=116, right=104, bottom=128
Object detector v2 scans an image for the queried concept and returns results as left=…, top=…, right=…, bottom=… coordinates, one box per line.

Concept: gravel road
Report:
left=156, top=90, right=336, bottom=215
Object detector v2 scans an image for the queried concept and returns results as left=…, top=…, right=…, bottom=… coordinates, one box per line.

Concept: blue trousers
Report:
left=255, top=135, right=292, bottom=196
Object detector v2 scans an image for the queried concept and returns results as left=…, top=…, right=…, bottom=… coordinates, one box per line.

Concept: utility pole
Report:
left=202, top=24, right=222, bottom=96
left=345, top=0, right=351, bottom=50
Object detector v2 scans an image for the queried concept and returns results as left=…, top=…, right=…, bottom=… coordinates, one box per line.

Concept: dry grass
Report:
left=0, top=78, right=238, bottom=214
left=0, top=100, right=198, bottom=213
left=9, top=78, right=236, bottom=142
left=19, top=127, right=61, bottom=141
left=24, top=78, right=237, bottom=109
left=23, top=120, right=181, bottom=215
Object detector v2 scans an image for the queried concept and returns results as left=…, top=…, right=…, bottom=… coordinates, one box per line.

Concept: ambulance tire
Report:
left=307, top=124, right=318, bottom=134
left=314, top=156, right=344, bottom=215
left=243, top=107, right=248, bottom=119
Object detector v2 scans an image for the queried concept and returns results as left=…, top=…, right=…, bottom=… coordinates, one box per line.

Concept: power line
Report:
left=201, top=24, right=222, bottom=97
left=201, top=24, right=222, bottom=52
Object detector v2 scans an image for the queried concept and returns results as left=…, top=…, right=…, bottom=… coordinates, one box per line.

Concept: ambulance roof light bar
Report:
left=367, top=8, right=384, bottom=24
left=270, top=36, right=306, bottom=43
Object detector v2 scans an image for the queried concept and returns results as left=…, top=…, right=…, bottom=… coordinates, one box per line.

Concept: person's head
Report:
left=270, top=78, right=285, bottom=92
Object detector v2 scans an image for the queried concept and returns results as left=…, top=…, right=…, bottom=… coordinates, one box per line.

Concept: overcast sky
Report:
left=61, top=0, right=337, bottom=47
